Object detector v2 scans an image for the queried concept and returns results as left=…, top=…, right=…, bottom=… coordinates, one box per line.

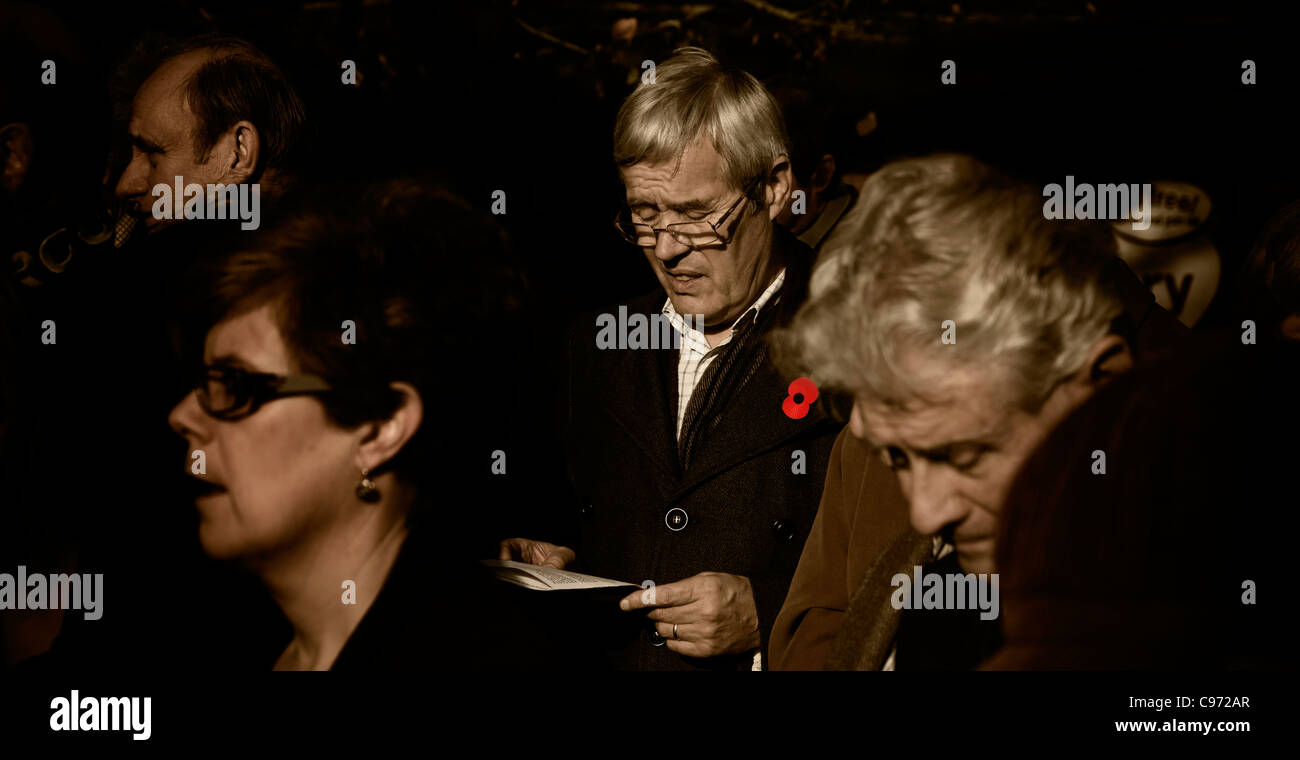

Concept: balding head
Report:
left=114, top=36, right=304, bottom=231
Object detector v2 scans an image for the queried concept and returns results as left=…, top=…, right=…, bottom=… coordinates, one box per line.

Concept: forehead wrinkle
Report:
left=128, top=129, right=165, bottom=153
left=624, top=171, right=723, bottom=212
left=627, top=133, right=725, bottom=187
left=863, top=369, right=1012, bottom=453
left=866, top=401, right=957, bottom=452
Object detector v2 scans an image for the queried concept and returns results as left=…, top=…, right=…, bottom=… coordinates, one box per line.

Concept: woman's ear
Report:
left=357, top=382, right=424, bottom=472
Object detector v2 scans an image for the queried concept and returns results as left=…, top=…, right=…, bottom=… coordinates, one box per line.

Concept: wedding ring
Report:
left=672, top=623, right=679, bottom=640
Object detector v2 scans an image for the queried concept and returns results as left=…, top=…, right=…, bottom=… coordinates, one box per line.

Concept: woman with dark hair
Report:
left=167, top=179, right=573, bottom=669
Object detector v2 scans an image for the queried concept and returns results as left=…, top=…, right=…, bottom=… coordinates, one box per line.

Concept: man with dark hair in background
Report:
left=7, top=32, right=311, bottom=668
left=112, top=33, right=306, bottom=240
left=772, top=88, right=863, bottom=252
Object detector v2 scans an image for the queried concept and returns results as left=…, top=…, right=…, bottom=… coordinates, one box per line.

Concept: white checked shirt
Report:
left=661, top=268, right=786, bottom=672
left=662, top=268, right=787, bottom=442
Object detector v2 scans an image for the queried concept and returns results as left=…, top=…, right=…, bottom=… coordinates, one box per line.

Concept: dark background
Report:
left=2, top=0, right=1298, bottom=667
left=7, top=0, right=1298, bottom=318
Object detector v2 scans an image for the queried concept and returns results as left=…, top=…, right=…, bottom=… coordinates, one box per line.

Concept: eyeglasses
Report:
left=614, top=178, right=760, bottom=249
left=193, top=364, right=334, bottom=421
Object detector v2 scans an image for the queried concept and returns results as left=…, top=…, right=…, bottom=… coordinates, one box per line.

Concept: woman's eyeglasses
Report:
left=193, top=364, right=333, bottom=421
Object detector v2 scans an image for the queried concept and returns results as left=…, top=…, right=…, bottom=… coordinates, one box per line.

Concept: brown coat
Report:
left=768, top=427, right=917, bottom=669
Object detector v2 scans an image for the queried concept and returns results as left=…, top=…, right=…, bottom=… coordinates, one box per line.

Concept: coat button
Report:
left=648, top=629, right=667, bottom=647
left=772, top=519, right=796, bottom=542
left=665, top=507, right=688, bottom=532
left=579, top=503, right=592, bottom=517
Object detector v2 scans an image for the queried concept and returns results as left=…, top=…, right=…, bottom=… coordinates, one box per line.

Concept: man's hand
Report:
left=619, top=572, right=760, bottom=658
left=497, top=538, right=576, bottom=569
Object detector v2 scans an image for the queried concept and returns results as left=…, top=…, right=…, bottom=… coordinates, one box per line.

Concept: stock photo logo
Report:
left=151, top=179, right=261, bottom=230
left=595, top=306, right=704, bottom=350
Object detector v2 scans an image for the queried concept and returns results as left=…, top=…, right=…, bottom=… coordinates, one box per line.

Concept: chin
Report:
left=196, top=515, right=268, bottom=561
left=197, top=522, right=247, bottom=560
left=672, top=294, right=718, bottom=321
left=957, top=554, right=995, bottom=575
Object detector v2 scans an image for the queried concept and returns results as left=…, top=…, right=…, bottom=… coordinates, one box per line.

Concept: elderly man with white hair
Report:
left=769, top=153, right=1187, bottom=670
left=500, top=48, right=842, bottom=670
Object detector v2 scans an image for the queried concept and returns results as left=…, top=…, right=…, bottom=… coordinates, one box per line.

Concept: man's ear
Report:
left=810, top=153, right=836, bottom=195
left=221, top=120, right=261, bottom=184
left=1065, top=333, right=1134, bottom=401
left=357, top=382, right=425, bottom=474
left=1, top=122, right=35, bottom=194
left=765, top=154, right=794, bottom=221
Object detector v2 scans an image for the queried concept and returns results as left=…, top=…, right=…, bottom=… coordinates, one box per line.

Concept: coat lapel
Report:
left=586, top=225, right=826, bottom=501
left=670, top=225, right=830, bottom=495
left=590, top=327, right=682, bottom=489
left=671, top=341, right=830, bottom=497
left=825, top=529, right=935, bottom=670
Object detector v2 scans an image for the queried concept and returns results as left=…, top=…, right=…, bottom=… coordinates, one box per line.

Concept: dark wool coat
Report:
left=565, top=227, right=843, bottom=670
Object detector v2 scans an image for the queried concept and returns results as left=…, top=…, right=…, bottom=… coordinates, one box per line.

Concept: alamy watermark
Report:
left=151, top=178, right=261, bottom=230
left=890, top=564, right=999, bottom=621
left=50, top=690, right=150, bottom=741
left=1043, top=177, right=1152, bottom=231
left=595, top=306, right=703, bottom=350
left=0, top=566, right=103, bottom=620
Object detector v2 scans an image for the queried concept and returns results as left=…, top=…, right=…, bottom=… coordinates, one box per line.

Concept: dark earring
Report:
left=356, top=467, right=379, bottom=502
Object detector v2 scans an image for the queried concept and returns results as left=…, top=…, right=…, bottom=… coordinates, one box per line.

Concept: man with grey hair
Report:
left=769, top=153, right=1186, bottom=669
left=501, top=47, right=841, bottom=670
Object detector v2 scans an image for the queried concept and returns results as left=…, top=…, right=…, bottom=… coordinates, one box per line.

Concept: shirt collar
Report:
left=933, top=535, right=954, bottom=561
left=797, top=191, right=855, bottom=250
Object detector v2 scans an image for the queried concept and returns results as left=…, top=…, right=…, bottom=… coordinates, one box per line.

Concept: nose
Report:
left=903, top=459, right=970, bottom=538
left=115, top=154, right=151, bottom=201
left=652, top=228, right=690, bottom=261
left=168, top=390, right=211, bottom=444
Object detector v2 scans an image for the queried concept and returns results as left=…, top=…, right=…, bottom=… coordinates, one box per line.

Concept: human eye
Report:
left=196, top=366, right=236, bottom=409
left=629, top=204, right=657, bottom=223
left=945, top=444, right=987, bottom=473
left=879, top=446, right=910, bottom=472
left=131, top=140, right=162, bottom=162
left=209, top=365, right=241, bottom=387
